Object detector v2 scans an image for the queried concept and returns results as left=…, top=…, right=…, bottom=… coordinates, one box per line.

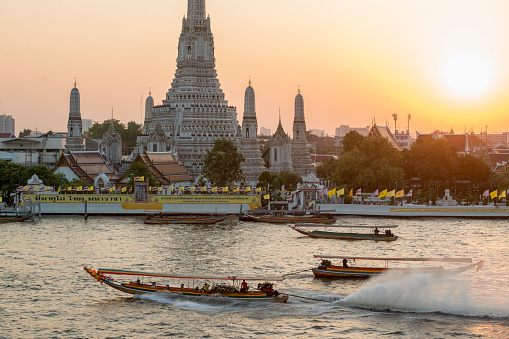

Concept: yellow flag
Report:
left=77, top=186, right=82, bottom=191
left=212, top=187, right=217, bottom=192
left=490, top=190, right=498, bottom=199
left=57, top=186, right=60, bottom=193
left=158, top=186, right=163, bottom=191
left=337, top=188, right=345, bottom=196
left=348, top=189, right=353, bottom=196
left=110, top=187, right=115, bottom=192
left=139, top=176, right=144, bottom=182
left=379, top=189, right=387, bottom=198
left=169, top=186, right=174, bottom=192
left=309, top=200, right=316, bottom=206
left=190, top=186, right=196, bottom=192
left=201, top=186, right=206, bottom=192
left=387, top=189, right=395, bottom=197
left=328, top=188, right=336, bottom=197
left=234, top=187, right=240, bottom=192
left=264, top=194, right=270, bottom=200
left=499, top=191, right=506, bottom=199
left=223, top=187, right=228, bottom=192
left=122, top=187, right=126, bottom=192
left=0, top=197, right=2, bottom=202
left=67, top=186, right=72, bottom=192
left=395, top=189, right=404, bottom=198
left=245, top=186, right=251, bottom=192
left=256, top=187, right=262, bottom=193
left=88, top=186, right=94, bottom=191
left=179, top=186, right=185, bottom=191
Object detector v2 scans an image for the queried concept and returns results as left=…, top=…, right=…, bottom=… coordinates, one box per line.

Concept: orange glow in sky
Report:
left=1, top=0, right=509, bottom=136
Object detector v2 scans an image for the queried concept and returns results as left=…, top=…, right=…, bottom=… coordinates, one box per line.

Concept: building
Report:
left=416, top=131, right=470, bottom=154
left=368, top=124, right=402, bottom=151
left=137, top=0, right=240, bottom=179
left=291, top=89, right=315, bottom=176
left=334, top=125, right=370, bottom=147
left=239, top=81, right=266, bottom=184
left=0, top=131, right=66, bottom=168
left=0, top=114, right=15, bottom=134
left=129, top=151, right=193, bottom=185
left=99, top=117, right=122, bottom=165
left=65, top=80, right=85, bottom=152
left=82, top=119, right=93, bottom=133
left=268, top=114, right=293, bottom=173
left=259, top=127, right=271, bottom=137
left=53, top=150, right=120, bottom=186
left=310, top=129, right=325, bottom=137
left=394, top=130, right=413, bottom=150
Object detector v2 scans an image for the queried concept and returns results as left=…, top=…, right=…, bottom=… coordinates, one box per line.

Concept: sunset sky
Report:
left=2, top=0, right=509, bottom=137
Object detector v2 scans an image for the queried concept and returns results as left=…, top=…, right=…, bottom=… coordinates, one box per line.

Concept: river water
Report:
left=1, top=216, right=508, bottom=338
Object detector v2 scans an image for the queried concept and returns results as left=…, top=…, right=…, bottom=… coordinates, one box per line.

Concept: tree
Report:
left=342, top=131, right=366, bottom=153
left=316, top=157, right=339, bottom=181
left=0, top=160, right=61, bottom=195
left=88, top=119, right=142, bottom=153
left=278, top=171, right=302, bottom=191
left=202, top=138, right=245, bottom=186
left=19, top=129, right=32, bottom=138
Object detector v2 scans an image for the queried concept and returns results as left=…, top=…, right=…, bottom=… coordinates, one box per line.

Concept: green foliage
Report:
left=331, top=137, right=404, bottom=190
left=88, top=119, right=142, bottom=152
left=342, top=131, right=366, bottom=153
left=278, top=171, right=302, bottom=191
left=18, top=129, right=32, bottom=138
left=316, top=157, right=339, bottom=181
left=123, top=162, right=158, bottom=187
left=0, top=160, right=61, bottom=194
left=258, top=171, right=273, bottom=185
left=202, top=138, right=245, bottom=186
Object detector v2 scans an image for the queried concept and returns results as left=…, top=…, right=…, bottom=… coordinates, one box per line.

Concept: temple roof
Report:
left=53, top=151, right=120, bottom=184
left=133, top=151, right=193, bottom=184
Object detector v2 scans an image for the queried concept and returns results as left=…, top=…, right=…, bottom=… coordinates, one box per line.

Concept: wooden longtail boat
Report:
left=246, top=214, right=336, bottom=224
left=289, top=224, right=398, bottom=241
left=83, top=267, right=289, bottom=303
left=0, top=212, right=33, bottom=223
left=312, top=255, right=484, bottom=278
left=144, top=213, right=233, bottom=224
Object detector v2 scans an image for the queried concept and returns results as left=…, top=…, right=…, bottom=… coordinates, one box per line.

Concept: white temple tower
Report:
left=141, top=0, right=240, bottom=178
left=65, top=80, right=85, bottom=152
left=269, top=112, right=293, bottom=173
left=240, top=79, right=266, bottom=183
left=291, top=88, right=315, bottom=176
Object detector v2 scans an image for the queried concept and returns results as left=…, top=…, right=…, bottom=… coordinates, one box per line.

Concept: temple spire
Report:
left=187, top=0, right=206, bottom=21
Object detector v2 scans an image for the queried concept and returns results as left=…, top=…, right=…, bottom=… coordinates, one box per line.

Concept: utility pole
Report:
left=392, top=113, right=398, bottom=134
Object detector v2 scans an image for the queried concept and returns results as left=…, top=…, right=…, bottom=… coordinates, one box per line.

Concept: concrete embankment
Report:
left=311, top=203, right=509, bottom=218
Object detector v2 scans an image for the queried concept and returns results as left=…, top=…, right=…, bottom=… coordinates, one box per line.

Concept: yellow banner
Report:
left=25, top=194, right=133, bottom=203
left=151, top=195, right=261, bottom=205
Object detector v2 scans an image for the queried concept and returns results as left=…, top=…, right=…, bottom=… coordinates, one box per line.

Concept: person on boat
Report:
left=136, top=279, right=141, bottom=286
left=202, top=282, right=210, bottom=293
left=151, top=282, right=156, bottom=288
left=180, top=283, right=184, bottom=291
left=342, top=258, right=349, bottom=268
left=240, top=280, right=249, bottom=293
left=385, top=229, right=393, bottom=237
left=166, top=285, right=170, bottom=291
left=374, top=227, right=379, bottom=235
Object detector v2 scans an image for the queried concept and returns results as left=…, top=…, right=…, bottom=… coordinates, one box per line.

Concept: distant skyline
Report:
left=2, top=0, right=509, bottom=136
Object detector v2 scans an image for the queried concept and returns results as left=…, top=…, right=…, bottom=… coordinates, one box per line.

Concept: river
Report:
left=1, top=216, right=508, bottom=338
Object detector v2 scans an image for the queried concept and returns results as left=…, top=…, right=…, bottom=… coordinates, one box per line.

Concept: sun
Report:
left=441, top=51, right=494, bottom=99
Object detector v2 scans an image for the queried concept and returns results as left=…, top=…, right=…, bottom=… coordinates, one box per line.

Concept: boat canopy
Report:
left=313, top=255, right=472, bottom=263
left=294, top=224, right=398, bottom=228
left=96, top=268, right=284, bottom=281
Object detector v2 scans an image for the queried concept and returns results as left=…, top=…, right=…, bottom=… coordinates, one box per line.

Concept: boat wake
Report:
left=341, top=272, right=509, bottom=318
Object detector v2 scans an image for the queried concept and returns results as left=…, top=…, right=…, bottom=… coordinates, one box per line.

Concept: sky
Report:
left=2, top=0, right=509, bottom=137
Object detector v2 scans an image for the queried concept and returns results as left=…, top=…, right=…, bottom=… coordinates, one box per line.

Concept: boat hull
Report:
left=293, top=228, right=397, bottom=241
left=247, top=215, right=336, bottom=224
left=84, top=267, right=288, bottom=303
left=144, top=214, right=233, bottom=225
left=0, top=213, right=33, bottom=223
left=312, top=261, right=483, bottom=278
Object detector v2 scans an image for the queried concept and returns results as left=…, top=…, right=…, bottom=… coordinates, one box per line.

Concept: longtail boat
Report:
left=312, top=255, right=484, bottom=278
left=246, top=213, right=336, bottom=224
left=144, top=213, right=233, bottom=224
left=289, top=224, right=398, bottom=241
left=0, top=212, right=33, bottom=223
left=83, top=267, right=289, bottom=303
